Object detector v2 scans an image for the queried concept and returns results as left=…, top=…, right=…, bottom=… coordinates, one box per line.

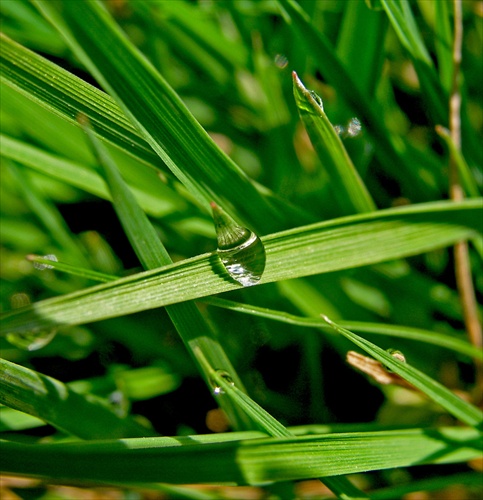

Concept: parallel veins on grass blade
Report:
left=211, top=202, right=266, bottom=287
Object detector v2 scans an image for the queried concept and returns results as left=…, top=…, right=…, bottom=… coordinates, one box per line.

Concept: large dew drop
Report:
left=211, top=202, right=266, bottom=287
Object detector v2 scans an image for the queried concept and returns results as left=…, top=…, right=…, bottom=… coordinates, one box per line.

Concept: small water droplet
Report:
left=347, top=117, right=362, bottom=137
left=211, top=202, right=266, bottom=287
left=6, top=328, right=57, bottom=351
left=274, top=54, right=289, bottom=69
left=334, top=124, right=345, bottom=136
left=386, top=349, right=406, bottom=363
left=308, top=90, right=324, bottom=110
left=32, top=254, right=58, bottom=270
left=211, top=369, right=235, bottom=396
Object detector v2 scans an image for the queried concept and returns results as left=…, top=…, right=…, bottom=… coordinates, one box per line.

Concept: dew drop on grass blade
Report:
left=211, top=202, right=266, bottom=287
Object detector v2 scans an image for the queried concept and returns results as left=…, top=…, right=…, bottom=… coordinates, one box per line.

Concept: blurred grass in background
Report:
left=0, top=0, right=482, bottom=498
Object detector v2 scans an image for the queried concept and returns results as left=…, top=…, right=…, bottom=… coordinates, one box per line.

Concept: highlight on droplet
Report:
left=210, top=202, right=266, bottom=287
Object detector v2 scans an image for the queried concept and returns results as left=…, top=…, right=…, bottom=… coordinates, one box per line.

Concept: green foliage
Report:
left=1, top=0, right=482, bottom=498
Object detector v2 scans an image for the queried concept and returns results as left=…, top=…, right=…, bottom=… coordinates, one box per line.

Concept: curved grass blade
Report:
left=0, top=427, right=480, bottom=484
left=1, top=199, right=481, bottom=336
left=201, top=297, right=483, bottom=361
left=277, top=0, right=434, bottom=200
left=32, top=0, right=299, bottom=232
left=0, top=358, right=154, bottom=439
left=0, top=33, right=164, bottom=172
left=321, top=317, right=483, bottom=429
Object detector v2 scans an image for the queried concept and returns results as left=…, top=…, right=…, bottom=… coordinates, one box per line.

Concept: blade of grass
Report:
left=32, top=0, right=301, bottom=232
left=6, top=161, right=88, bottom=266
left=0, top=358, right=154, bottom=439
left=204, top=361, right=368, bottom=499
left=1, top=199, right=481, bottom=335
left=293, top=72, right=376, bottom=215
left=277, top=0, right=436, bottom=200
left=0, top=134, right=186, bottom=218
left=201, top=297, right=483, bottom=361
left=80, top=117, right=251, bottom=430
left=321, top=316, right=483, bottom=429
left=0, top=426, right=480, bottom=484
left=0, top=34, right=165, bottom=173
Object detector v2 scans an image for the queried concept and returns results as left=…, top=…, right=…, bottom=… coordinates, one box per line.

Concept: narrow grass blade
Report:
left=277, top=0, right=432, bottom=200
left=80, top=118, right=251, bottom=430
left=0, top=134, right=184, bottom=218
left=293, top=72, right=376, bottom=215
left=435, top=126, right=480, bottom=198
left=321, top=317, right=483, bottom=429
left=0, top=427, right=480, bottom=484
left=6, top=161, right=88, bottom=266
left=26, top=254, right=116, bottom=283
left=0, top=359, right=154, bottom=439
left=202, top=297, right=483, bottom=361
left=1, top=199, right=481, bottom=335
left=205, top=363, right=368, bottom=498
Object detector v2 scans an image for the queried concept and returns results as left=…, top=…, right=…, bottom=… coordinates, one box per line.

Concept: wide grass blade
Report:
left=0, top=34, right=163, bottom=172
left=1, top=199, right=481, bottom=335
left=0, top=426, right=480, bottom=484
left=32, top=0, right=298, bottom=232
left=0, top=359, right=153, bottom=439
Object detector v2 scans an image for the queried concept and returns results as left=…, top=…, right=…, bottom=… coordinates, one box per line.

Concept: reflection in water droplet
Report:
left=334, top=125, right=345, bottom=136
left=308, top=90, right=324, bottom=110
left=274, top=54, right=289, bottom=69
left=33, top=254, right=58, bottom=270
left=211, top=369, right=235, bottom=396
left=211, top=202, right=266, bottom=287
left=347, top=117, right=362, bottom=137
left=10, top=293, right=30, bottom=309
left=6, top=328, right=57, bottom=351
left=387, top=349, right=406, bottom=364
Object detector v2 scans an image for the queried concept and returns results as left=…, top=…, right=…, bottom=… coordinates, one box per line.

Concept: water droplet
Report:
left=334, top=124, right=345, bottom=136
left=210, top=369, right=235, bottom=396
left=274, top=54, right=289, bottom=69
left=6, top=328, right=57, bottom=351
left=211, top=202, right=266, bottom=287
left=347, top=117, right=362, bottom=137
left=32, top=254, right=58, bottom=270
left=308, top=90, right=324, bottom=110
left=387, top=349, right=406, bottom=364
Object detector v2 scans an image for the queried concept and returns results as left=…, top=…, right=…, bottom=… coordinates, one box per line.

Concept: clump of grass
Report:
left=1, top=1, right=482, bottom=499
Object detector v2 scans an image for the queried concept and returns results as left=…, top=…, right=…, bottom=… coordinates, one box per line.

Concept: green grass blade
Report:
left=202, top=297, right=483, bottom=361
left=0, top=134, right=185, bottom=218
left=0, top=427, right=480, bottom=484
left=435, top=126, right=481, bottom=198
left=277, top=0, right=433, bottom=201
left=0, top=358, right=154, bottom=439
left=379, top=0, right=446, bottom=123
left=0, top=33, right=163, bottom=172
left=32, top=0, right=298, bottom=232
left=322, top=317, right=483, bottom=428
left=293, top=72, right=376, bottom=215
left=6, top=161, right=88, bottom=266
left=80, top=118, right=252, bottom=430
left=26, top=254, right=116, bottom=283
left=1, top=199, right=480, bottom=335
